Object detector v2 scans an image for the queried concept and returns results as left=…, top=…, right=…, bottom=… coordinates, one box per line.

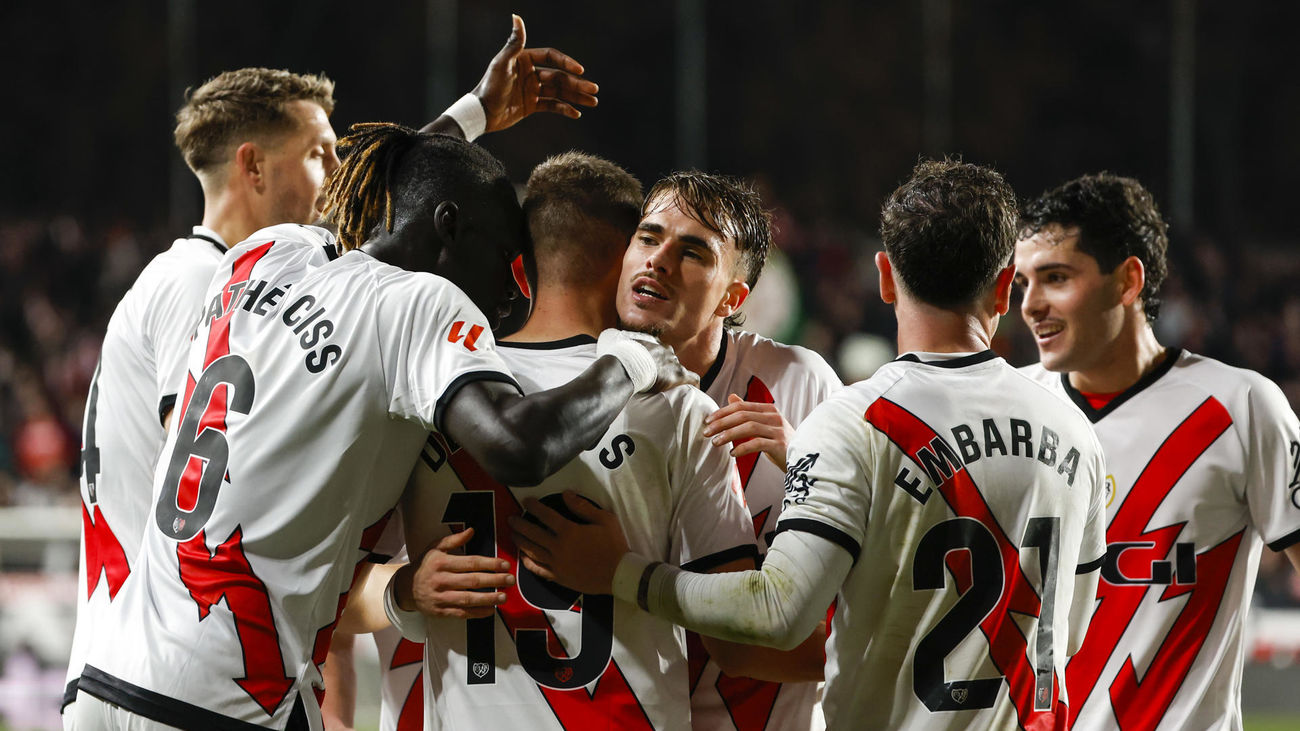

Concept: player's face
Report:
left=261, top=100, right=339, bottom=226
left=441, top=197, right=526, bottom=327
left=1014, top=224, right=1128, bottom=374
left=616, top=194, right=744, bottom=347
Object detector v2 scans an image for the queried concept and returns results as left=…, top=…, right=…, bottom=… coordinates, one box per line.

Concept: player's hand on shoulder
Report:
left=703, top=393, right=796, bottom=472
left=509, top=491, right=627, bottom=595
left=474, top=14, right=599, bottom=132
left=403, top=528, right=514, bottom=619
left=597, top=328, right=699, bottom=394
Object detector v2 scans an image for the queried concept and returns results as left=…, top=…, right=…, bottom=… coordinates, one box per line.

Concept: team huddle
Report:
left=63, top=15, right=1300, bottom=731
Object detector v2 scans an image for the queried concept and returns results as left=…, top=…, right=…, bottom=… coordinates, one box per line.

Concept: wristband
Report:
left=597, top=329, right=657, bottom=393
left=383, top=570, right=427, bottom=643
left=637, top=561, right=665, bottom=612
left=443, top=93, right=487, bottom=142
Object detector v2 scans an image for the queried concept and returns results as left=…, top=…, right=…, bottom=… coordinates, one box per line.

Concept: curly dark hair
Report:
left=1019, top=173, right=1169, bottom=321
left=880, top=158, right=1017, bottom=308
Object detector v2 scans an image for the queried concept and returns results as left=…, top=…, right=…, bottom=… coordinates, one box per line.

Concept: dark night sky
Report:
left=3, top=0, right=1298, bottom=245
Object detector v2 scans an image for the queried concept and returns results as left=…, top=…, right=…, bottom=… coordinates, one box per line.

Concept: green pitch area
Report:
left=1247, top=714, right=1300, bottom=730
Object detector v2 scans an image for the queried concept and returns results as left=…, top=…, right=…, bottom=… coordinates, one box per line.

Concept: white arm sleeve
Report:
left=613, top=528, right=852, bottom=651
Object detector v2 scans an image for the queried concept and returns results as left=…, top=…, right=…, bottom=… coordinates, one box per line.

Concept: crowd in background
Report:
left=1, top=202, right=1298, bottom=601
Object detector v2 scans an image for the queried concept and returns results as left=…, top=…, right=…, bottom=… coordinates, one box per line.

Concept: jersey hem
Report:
left=62, top=677, right=78, bottom=710
left=681, top=543, right=761, bottom=573
left=79, top=664, right=305, bottom=731
left=432, top=370, right=521, bottom=434
left=1267, top=526, right=1300, bottom=552
left=1077, top=555, right=1105, bottom=574
left=773, top=519, right=861, bottom=562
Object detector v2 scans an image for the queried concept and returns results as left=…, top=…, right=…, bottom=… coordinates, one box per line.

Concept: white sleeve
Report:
left=1237, top=375, right=1300, bottom=552
left=612, top=528, right=851, bottom=651
left=1069, top=449, right=1107, bottom=655
left=774, top=394, right=873, bottom=561
left=375, top=272, right=518, bottom=432
left=666, top=389, right=758, bottom=570
left=147, top=261, right=214, bottom=422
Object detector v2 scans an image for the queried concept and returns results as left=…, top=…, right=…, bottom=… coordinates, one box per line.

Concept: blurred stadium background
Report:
left=2, top=1, right=1299, bottom=728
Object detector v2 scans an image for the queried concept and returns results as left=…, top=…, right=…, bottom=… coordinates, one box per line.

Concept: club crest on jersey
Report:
left=951, top=688, right=968, bottom=704
left=1104, top=474, right=1117, bottom=508
left=447, top=321, right=485, bottom=352
left=173, top=517, right=186, bottom=534
left=554, top=667, right=574, bottom=683
left=783, top=453, right=819, bottom=508
left=472, top=662, right=490, bottom=679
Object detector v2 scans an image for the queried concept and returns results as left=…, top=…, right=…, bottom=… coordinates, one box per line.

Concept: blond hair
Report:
left=174, top=67, right=335, bottom=174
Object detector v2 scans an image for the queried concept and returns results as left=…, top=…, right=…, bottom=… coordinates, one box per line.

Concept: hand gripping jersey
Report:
left=66, top=226, right=228, bottom=709
left=778, top=351, right=1107, bottom=730
left=692, top=329, right=841, bottom=731
left=397, top=335, right=757, bottom=731
left=78, top=224, right=517, bottom=731
left=1021, top=350, right=1300, bottom=731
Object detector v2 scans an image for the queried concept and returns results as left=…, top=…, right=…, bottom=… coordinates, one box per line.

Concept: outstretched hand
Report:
left=474, top=14, right=599, bottom=132
left=508, top=491, right=628, bottom=596
left=399, top=527, right=514, bottom=619
left=703, top=393, right=796, bottom=471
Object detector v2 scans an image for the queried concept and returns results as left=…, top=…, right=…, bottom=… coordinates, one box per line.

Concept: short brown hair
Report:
left=523, top=151, right=643, bottom=286
left=174, top=67, right=336, bottom=174
left=881, top=158, right=1017, bottom=308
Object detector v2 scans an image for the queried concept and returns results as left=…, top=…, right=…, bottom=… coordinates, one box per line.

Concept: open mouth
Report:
left=632, top=277, right=668, bottom=301
left=1033, top=322, right=1064, bottom=341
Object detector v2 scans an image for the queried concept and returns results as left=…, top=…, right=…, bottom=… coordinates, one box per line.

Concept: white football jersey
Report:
left=66, top=226, right=228, bottom=708
left=778, top=351, right=1107, bottom=730
left=692, top=329, right=841, bottom=731
left=375, top=613, right=426, bottom=731
left=399, top=335, right=756, bottom=731
left=79, top=224, right=517, bottom=731
left=1022, top=350, right=1300, bottom=731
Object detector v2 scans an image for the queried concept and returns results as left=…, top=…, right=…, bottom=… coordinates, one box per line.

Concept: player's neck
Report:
left=506, top=284, right=616, bottom=343
left=201, top=190, right=259, bottom=250
left=1067, top=320, right=1166, bottom=394
left=672, top=320, right=726, bottom=378
left=893, top=299, right=994, bottom=356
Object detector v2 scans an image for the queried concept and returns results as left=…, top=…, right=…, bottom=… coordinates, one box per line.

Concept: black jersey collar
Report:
left=1060, top=347, right=1183, bottom=423
left=894, top=349, right=998, bottom=369
left=188, top=226, right=228, bottom=255
left=699, top=330, right=730, bottom=392
left=499, top=334, right=598, bottom=350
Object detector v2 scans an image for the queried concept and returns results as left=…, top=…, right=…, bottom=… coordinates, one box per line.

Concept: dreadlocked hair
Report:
left=322, top=122, right=420, bottom=252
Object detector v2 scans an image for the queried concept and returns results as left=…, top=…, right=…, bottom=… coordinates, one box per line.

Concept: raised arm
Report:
left=442, top=331, right=696, bottom=486
left=420, top=14, right=598, bottom=139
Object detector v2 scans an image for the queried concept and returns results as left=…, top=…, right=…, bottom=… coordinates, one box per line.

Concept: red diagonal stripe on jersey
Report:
left=734, top=376, right=776, bottom=492
left=397, top=671, right=424, bottom=731
left=312, top=511, right=397, bottom=672
left=391, top=639, right=424, bottom=668
left=447, top=451, right=655, bottom=731
left=204, top=242, right=274, bottom=370
left=1064, top=397, right=1232, bottom=728
left=177, top=526, right=293, bottom=716
left=175, top=243, right=274, bottom=511
left=82, top=501, right=130, bottom=600
left=865, top=397, right=1065, bottom=731
left=1110, top=530, right=1243, bottom=729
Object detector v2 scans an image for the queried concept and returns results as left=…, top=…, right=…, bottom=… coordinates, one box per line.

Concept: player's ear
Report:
left=433, top=201, right=460, bottom=243
left=234, top=142, right=265, bottom=192
left=1117, top=255, right=1146, bottom=308
left=715, top=280, right=750, bottom=319
left=876, top=251, right=897, bottom=305
left=992, top=265, right=1016, bottom=316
